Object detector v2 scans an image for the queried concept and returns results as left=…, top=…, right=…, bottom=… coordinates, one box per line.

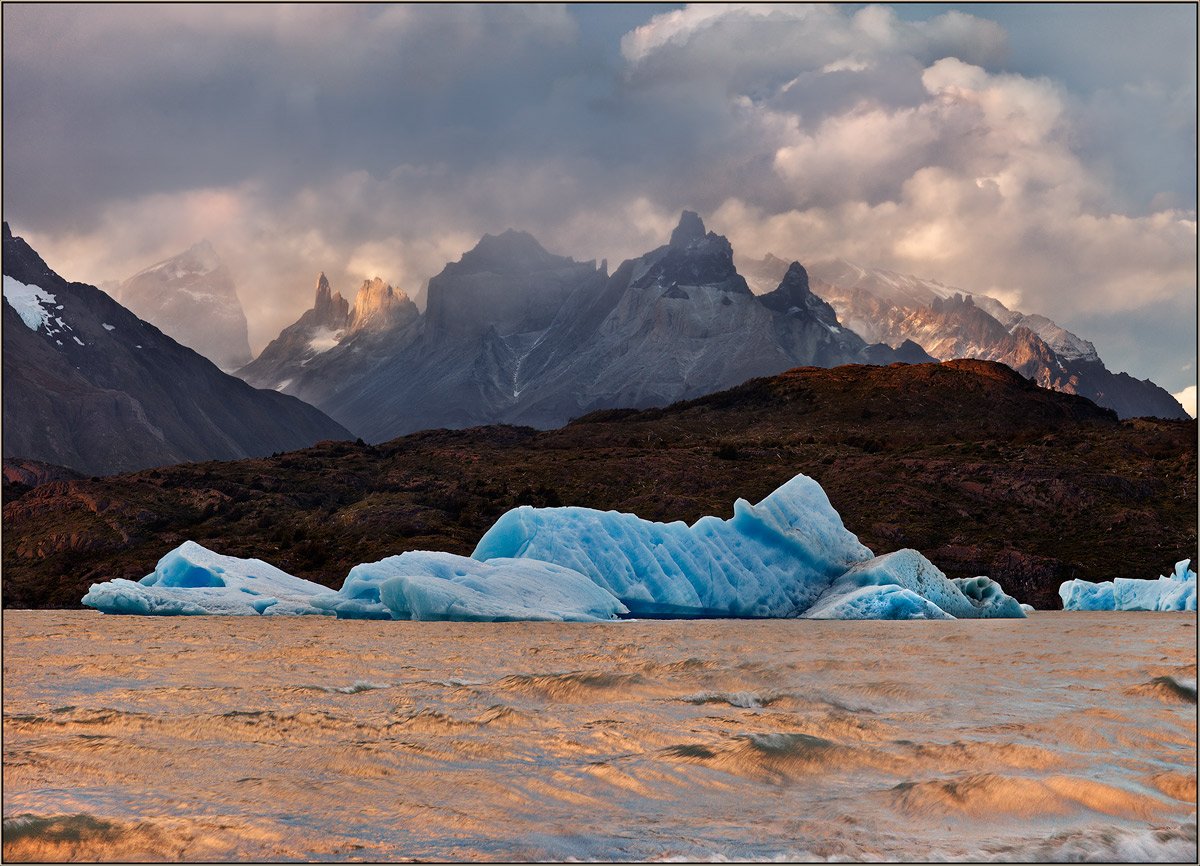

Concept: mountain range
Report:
left=740, top=254, right=1187, bottom=420
left=239, top=212, right=931, bottom=440
left=1, top=224, right=351, bottom=476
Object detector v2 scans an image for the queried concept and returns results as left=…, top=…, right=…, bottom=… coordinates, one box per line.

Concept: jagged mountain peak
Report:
left=669, top=210, right=707, bottom=249
left=348, top=277, right=417, bottom=332
left=632, top=211, right=748, bottom=295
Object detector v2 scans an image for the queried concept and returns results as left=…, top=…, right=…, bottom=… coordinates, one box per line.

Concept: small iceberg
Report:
left=1059, top=560, right=1197, bottom=611
left=84, top=473, right=1027, bottom=621
left=82, top=541, right=334, bottom=616
left=803, top=550, right=1025, bottom=620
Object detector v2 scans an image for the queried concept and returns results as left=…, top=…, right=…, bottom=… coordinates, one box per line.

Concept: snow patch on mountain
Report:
left=3, top=276, right=59, bottom=332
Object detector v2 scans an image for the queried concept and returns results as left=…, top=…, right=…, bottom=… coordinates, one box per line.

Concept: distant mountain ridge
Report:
left=117, top=241, right=253, bottom=371
left=739, top=254, right=1186, bottom=420
left=239, top=212, right=925, bottom=441
left=2, top=224, right=352, bottom=475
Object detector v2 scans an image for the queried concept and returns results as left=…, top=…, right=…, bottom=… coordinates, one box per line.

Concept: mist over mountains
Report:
left=238, top=212, right=936, bottom=441
left=238, top=211, right=1186, bottom=440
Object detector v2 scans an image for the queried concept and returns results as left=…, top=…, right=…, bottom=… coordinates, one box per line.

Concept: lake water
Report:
left=2, top=610, right=1196, bottom=862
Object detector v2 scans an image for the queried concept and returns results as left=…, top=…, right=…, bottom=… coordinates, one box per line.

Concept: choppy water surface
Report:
left=2, top=611, right=1196, bottom=862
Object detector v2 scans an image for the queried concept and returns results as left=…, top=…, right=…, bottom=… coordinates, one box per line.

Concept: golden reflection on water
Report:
left=2, top=611, right=1196, bottom=862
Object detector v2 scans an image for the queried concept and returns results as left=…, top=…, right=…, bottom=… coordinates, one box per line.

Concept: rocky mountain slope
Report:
left=4, top=360, right=1193, bottom=611
left=2, top=224, right=352, bottom=476
left=117, top=241, right=252, bottom=371
left=241, top=213, right=922, bottom=440
left=740, top=255, right=1187, bottom=420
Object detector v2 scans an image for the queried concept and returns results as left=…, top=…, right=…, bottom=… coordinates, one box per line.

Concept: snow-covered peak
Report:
left=129, top=239, right=223, bottom=283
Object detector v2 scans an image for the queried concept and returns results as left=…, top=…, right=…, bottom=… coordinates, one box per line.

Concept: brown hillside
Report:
left=3, top=360, right=1195, bottom=611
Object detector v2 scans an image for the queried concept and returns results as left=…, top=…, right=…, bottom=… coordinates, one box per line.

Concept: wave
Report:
left=1126, top=676, right=1198, bottom=704
left=983, top=820, right=1198, bottom=863
left=1, top=813, right=175, bottom=862
left=295, top=680, right=391, bottom=694
left=490, top=670, right=651, bottom=701
left=891, top=773, right=1169, bottom=820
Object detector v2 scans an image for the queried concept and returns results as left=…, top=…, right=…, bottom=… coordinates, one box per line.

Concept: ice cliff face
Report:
left=240, top=213, right=918, bottom=441
left=740, top=255, right=1186, bottom=420
left=117, top=241, right=253, bottom=371
left=82, top=471, right=1027, bottom=622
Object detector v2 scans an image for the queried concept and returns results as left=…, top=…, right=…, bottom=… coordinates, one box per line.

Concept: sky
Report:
left=3, top=3, right=1196, bottom=406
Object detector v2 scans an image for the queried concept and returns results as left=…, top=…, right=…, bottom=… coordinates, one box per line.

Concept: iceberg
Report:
left=314, top=552, right=629, bottom=622
left=82, top=541, right=335, bottom=616
left=83, top=474, right=1028, bottom=621
left=803, top=584, right=954, bottom=620
left=472, top=474, right=874, bottom=617
left=1059, top=560, right=1197, bottom=612
left=803, top=550, right=1025, bottom=620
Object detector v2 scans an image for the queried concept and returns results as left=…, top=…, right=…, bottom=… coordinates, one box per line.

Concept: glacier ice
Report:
left=803, top=584, right=954, bottom=620
left=82, top=541, right=335, bottom=616
left=314, top=551, right=628, bottom=622
left=472, top=474, right=874, bottom=617
left=803, top=550, right=1025, bottom=620
left=83, top=473, right=1028, bottom=621
left=1059, top=560, right=1197, bottom=612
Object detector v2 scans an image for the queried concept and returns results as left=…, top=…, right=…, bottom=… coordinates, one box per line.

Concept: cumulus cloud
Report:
left=2, top=3, right=1194, bottom=392
left=1173, top=386, right=1197, bottom=418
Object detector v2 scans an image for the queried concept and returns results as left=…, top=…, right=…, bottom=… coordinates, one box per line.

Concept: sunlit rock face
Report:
left=348, top=277, right=418, bottom=333
left=117, top=241, right=252, bottom=371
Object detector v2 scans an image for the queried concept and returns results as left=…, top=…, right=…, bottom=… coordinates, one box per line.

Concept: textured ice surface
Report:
left=1059, top=559, right=1197, bottom=611
left=803, top=584, right=954, bottom=620
left=473, top=474, right=874, bottom=617
left=1058, top=580, right=1116, bottom=611
left=316, top=552, right=628, bottom=622
left=82, top=541, right=334, bottom=616
left=804, top=550, right=1025, bottom=620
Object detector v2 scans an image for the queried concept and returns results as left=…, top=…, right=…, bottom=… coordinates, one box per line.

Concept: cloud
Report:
left=2, top=3, right=1194, bottom=392
left=1173, top=386, right=1197, bottom=418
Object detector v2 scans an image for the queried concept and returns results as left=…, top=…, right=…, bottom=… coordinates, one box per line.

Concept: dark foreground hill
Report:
left=3, top=360, right=1194, bottom=610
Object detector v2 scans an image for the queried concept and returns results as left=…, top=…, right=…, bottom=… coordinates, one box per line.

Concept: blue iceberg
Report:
left=314, top=552, right=629, bottom=622
left=472, top=474, right=874, bottom=618
left=82, top=541, right=335, bottom=616
left=1059, top=560, right=1197, bottom=611
left=83, top=473, right=1028, bottom=621
left=803, top=550, right=1025, bottom=620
